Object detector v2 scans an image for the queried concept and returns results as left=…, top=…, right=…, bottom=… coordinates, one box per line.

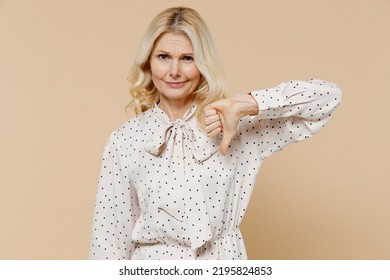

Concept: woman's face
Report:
left=149, top=32, right=201, bottom=104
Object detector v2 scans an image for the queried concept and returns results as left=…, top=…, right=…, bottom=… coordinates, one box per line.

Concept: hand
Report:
left=204, top=93, right=259, bottom=155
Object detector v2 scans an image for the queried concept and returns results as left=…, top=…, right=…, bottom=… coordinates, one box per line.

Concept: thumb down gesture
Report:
left=204, top=93, right=259, bottom=155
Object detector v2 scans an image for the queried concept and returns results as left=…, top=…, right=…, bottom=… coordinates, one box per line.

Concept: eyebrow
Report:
left=154, top=50, right=194, bottom=56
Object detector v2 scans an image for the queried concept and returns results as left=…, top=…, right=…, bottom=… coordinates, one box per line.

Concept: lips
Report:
left=165, top=81, right=188, bottom=88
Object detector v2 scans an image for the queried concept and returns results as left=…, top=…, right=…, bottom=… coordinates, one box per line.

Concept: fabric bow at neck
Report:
left=145, top=104, right=220, bottom=163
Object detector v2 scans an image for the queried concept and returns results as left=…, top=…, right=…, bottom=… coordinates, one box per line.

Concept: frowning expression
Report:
left=150, top=32, right=201, bottom=104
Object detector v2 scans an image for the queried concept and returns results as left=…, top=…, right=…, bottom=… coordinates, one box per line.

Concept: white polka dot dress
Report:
left=89, top=79, right=341, bottom=260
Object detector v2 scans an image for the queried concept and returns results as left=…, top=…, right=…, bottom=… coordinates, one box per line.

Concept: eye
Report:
left=182, top=56, right=194, bottom=62
left=157, top=54, right=169, bottom=60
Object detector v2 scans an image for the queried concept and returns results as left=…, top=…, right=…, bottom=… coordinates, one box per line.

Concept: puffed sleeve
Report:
left=89, top=131, right=140, bottom=260
left=245, top=79, right=341, bottom=159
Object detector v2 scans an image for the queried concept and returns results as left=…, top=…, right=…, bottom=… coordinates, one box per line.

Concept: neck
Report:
left=158, top=96, right=194, bottom=120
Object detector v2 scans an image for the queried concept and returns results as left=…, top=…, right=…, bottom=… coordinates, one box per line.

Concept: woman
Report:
left=89, top=7, right=341, bottom=260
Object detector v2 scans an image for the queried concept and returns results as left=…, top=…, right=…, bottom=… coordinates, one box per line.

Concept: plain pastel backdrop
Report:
left=0, top=0, right=389, bottom=259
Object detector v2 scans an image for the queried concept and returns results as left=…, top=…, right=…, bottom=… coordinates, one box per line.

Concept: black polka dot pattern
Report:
left=89, top=79, right=341, bottom=260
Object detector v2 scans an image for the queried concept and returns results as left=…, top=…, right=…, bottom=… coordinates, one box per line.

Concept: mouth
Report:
left=165, top=81, right=188, bottom=88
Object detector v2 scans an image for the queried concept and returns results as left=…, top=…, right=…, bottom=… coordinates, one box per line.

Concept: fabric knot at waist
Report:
left=132, top=228, right=247, bottom=260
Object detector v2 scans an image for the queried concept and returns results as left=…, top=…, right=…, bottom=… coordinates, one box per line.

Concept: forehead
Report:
left=153, top=32, right=193, bottom=53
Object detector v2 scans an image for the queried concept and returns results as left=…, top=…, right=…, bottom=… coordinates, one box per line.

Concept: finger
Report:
left=204, top=105, right=218, bottom=117
left=207, top=99, right=228, bottom=112
left=205, top=119, right=222, bottom=133
left=220, top=130, right=235, bottom=155
left=207, top=126, right=222, bottom=138
left=204, top=114, right=220, bottom=125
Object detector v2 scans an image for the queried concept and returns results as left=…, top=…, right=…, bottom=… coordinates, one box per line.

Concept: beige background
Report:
left=1, top=0, right=389, bottom=259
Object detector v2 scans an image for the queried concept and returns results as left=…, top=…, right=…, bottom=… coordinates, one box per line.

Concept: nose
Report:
left=169, top=59, right=181, bottom=77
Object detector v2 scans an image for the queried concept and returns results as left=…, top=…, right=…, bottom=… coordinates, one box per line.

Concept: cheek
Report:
left=187, top=66, right=201, bottom=84
left=150, top=61, right=166, bottom=80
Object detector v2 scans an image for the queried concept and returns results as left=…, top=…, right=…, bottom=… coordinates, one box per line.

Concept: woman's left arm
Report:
left=205, top=79, right=342, bottom=157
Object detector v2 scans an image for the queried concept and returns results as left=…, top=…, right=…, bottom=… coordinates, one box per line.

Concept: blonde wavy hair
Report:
left=126, top=7, right=226, bottom=127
